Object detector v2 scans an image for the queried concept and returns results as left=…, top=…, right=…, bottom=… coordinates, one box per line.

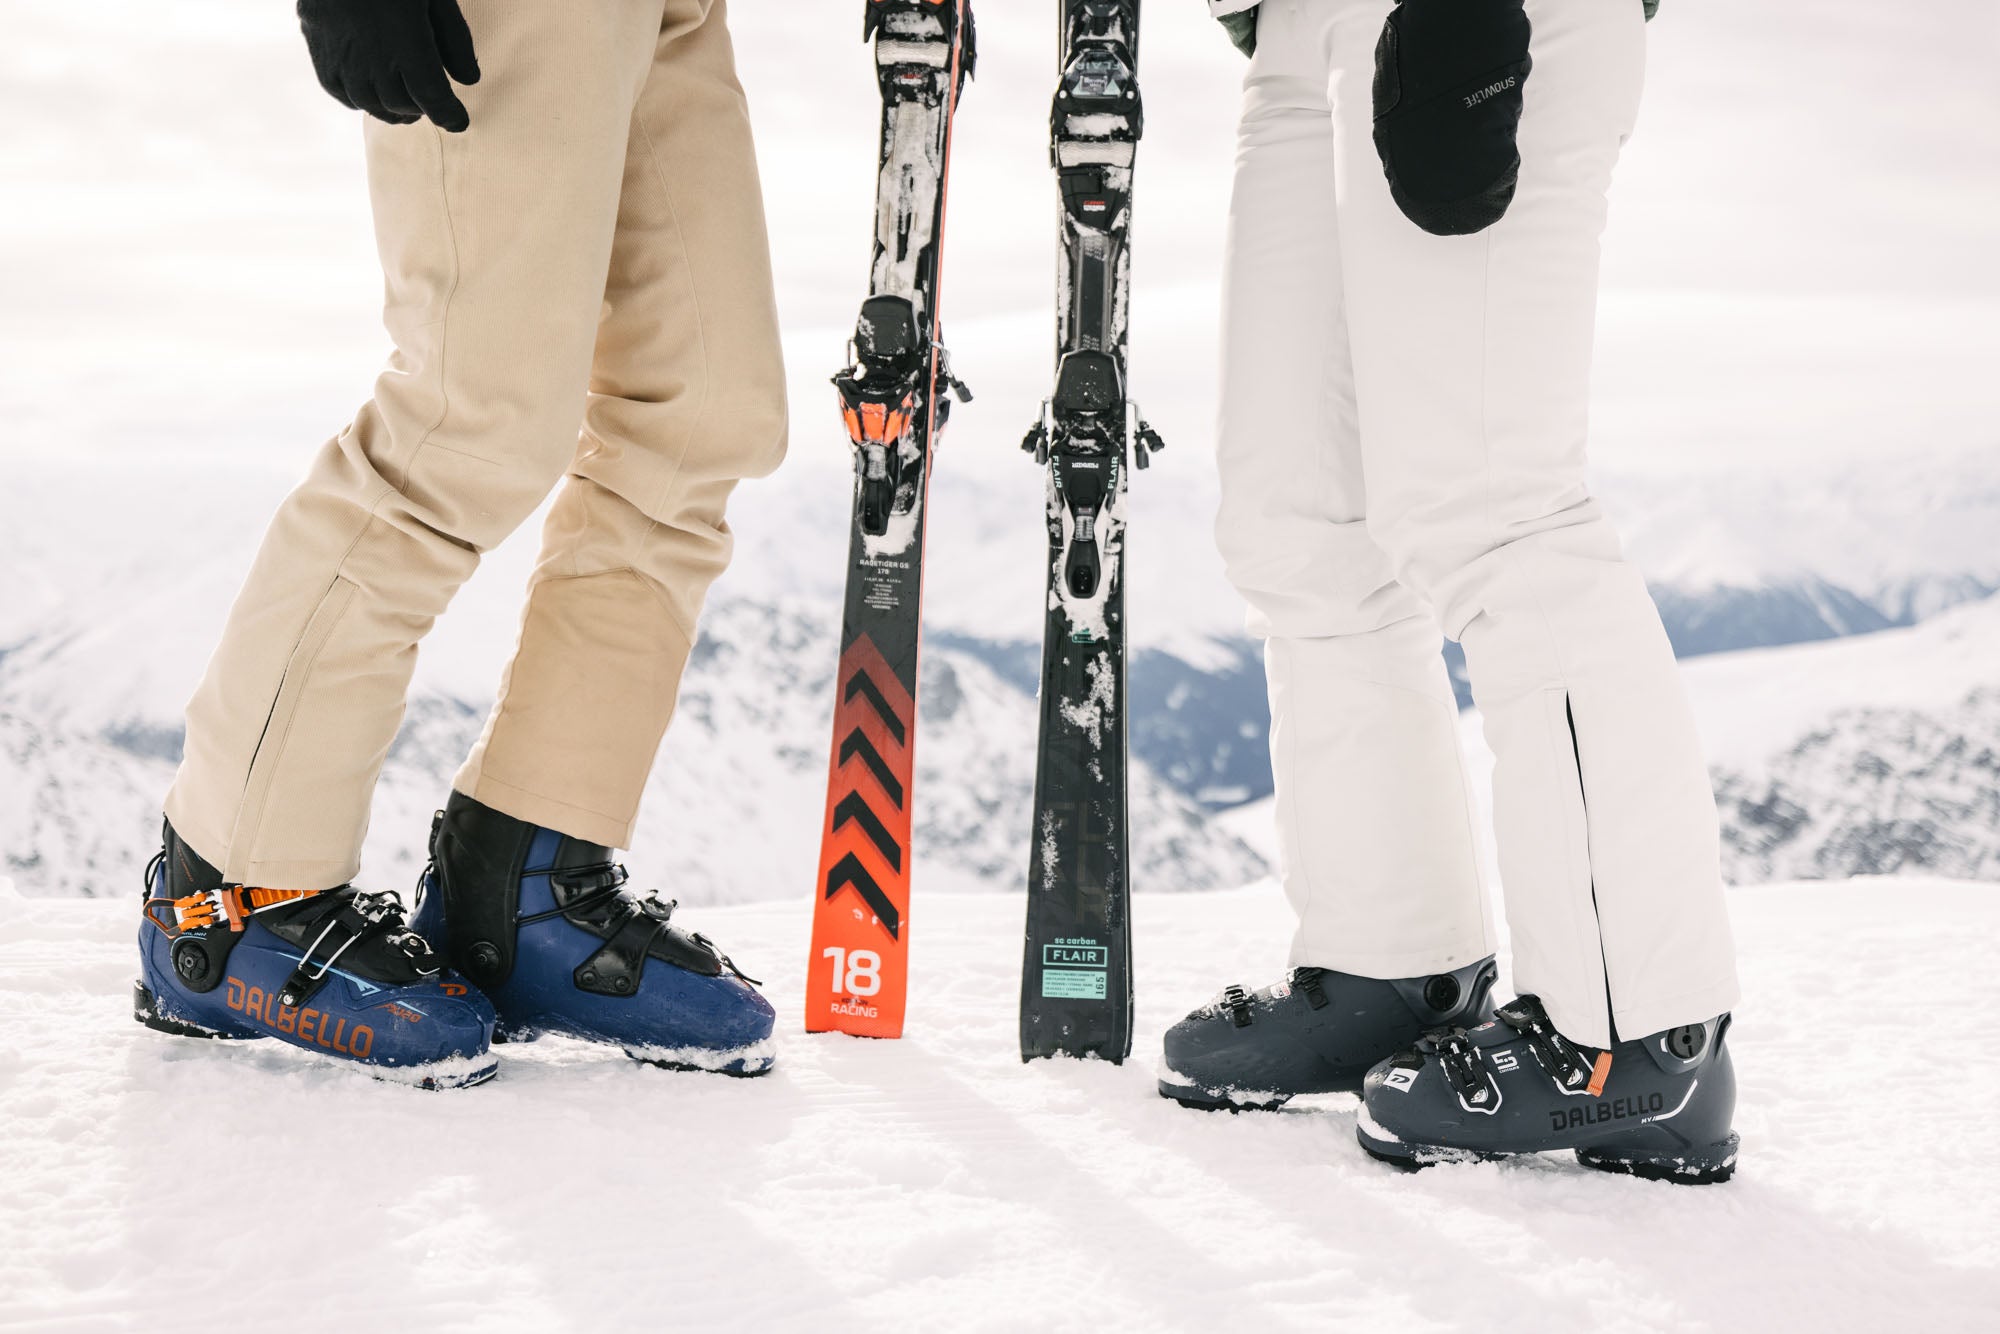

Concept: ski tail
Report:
left=808, top=634, right=917, bottom=1037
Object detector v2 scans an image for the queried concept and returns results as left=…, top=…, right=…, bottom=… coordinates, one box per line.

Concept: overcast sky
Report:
left=2, top=0, right=1995, bottom=480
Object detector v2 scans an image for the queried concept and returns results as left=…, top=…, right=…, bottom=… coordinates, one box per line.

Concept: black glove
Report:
left=298, top=0, right=481, bottom=133
left=1218, top=8, right=1259, bottom=58
left=1372, top=0, right=1532, bottom=236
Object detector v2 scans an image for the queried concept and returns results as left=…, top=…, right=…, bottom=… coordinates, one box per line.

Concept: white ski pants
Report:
left=1215, top=0, right=1739, bottom=1046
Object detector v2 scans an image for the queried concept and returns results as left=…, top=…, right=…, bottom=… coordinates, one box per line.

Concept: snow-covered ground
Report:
left=2, top=877, right=1994, bottom=1333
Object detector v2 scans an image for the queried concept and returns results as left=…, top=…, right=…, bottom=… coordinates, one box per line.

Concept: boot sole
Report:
left=134, top=982, right=500, bottom=1092
left=1576, top=1132, right=1739, bottom=1185
left=631, top=1053, right=774, bottom=1078
left=1156, top=1074, right=1294, bottom=1112
left=1355, top=1124, right=1497, bottom=1172
left=626, top=1039, right=777, bottom=1078
left=368, top=1054, right=503, bottom=1092
left=1357, top=1108, right=1738, bottom=1185
left=132, top=981, right=258, bottom=1040
left=493, top=1022, right=775, bottom=1077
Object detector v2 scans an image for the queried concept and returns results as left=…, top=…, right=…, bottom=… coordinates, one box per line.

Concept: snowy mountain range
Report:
left=2, top=452, right=1996, bottom=900
left=1682, top=594, right=2000, bottom=884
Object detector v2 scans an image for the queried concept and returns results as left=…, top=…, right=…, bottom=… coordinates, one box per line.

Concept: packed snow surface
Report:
left=3, top=878, right=1994, bottom=1333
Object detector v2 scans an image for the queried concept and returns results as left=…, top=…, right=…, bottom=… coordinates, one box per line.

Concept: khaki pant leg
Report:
left=164, top=1, right=673, bottom=888
left=453, top=0, right=788, bottom=848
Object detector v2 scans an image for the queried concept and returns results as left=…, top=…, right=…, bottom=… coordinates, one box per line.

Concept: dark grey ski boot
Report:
left=1158, top=957, right=1498, bottom=1110
left=1357, top=995, right=1739, bottom=1184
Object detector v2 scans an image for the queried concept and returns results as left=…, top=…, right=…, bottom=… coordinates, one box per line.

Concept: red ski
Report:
left=806, top=0, right=975, bottom=1038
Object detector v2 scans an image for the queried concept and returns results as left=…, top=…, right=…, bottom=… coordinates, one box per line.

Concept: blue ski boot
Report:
left=411, top=792, right=776, bottom=1075
left=134, top=822, right=498, bottom=1089
left=1357, top=995, right=1739, bottom=1184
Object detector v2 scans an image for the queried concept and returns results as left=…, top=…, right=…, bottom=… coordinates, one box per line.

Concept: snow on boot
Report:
left=1356, top=995, right=1739, bottom=1184
left=1158, top=958, right=1497, bottom=1110
left=411, top=792, right=776, bottom=1075
left=134, top=822, right=498, bottom=1090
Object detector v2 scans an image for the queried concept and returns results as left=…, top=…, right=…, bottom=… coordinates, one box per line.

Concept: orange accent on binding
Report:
left=841, top=395, right=916, bottom=449
left=1587, top=1051, right=1613, bottom=1097
left=173, top=893, right=219, bottom=930
left=143, top=885, right=320, bottom=938
left=239, top=887, right=317, bottom=911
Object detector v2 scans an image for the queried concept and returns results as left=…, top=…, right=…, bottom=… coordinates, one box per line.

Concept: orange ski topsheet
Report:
left=807, top=633, right=916, bottom=1037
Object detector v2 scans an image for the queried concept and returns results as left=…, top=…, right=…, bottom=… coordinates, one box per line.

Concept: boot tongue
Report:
left=161, top=820, right=224, bottom=899
left=546, top=834, right=627, bottom=910
left=551, top=835, right=615, bottom=874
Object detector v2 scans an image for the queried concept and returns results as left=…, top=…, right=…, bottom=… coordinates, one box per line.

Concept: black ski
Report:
left=806, top=0, right=975, bottom=1039
left=1018, top=0, right=1163, bottom=1062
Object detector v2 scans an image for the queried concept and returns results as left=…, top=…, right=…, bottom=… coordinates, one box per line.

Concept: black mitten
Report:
left=1219, top=9, right=1259, bottom=58
left=297, top=0, right=481, bottom=133
left=1372, top=0, right=1532, bottom=236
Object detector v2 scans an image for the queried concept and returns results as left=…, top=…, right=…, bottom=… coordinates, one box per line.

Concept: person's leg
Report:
left=1158, top=0, right=1494, bottom=1111
left=1214, top=0, right=1490, bottom=977
left=1329, top=0, right=1738, bottom=1048
left=163, top=0, right=678, bottom=890
left=453, top=0, right=787, bottom=848
left=410, top=0, right=782, bottom=1072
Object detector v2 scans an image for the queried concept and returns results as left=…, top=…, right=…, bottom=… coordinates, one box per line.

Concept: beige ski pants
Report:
left=165, top=0, right=785, bottom=890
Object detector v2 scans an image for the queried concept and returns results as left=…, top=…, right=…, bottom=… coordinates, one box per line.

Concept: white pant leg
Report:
left=1319, top=0, right=1739, bottom=1045
left=1216, top=1, right=1492, bottom=979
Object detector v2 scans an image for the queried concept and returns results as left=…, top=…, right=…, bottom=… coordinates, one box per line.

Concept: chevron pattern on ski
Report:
left=844, top=670, right=908, bottom=745
left=837, top=729, right=906, bottom=810
left=823, top=852, right=903, bottom=940
left=832, top=792, right=904, bottom=873
left=809, top=630, right=923, bottom=1038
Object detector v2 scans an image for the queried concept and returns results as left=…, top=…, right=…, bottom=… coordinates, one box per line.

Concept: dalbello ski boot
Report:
left=1159, top=958, right=1497, bottom=1110
left=412, top=792, right=776, bottom=1075
left=1357, top=995, right=1739, bottom=1184
left=134, top=822, right=498, bottom=1089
